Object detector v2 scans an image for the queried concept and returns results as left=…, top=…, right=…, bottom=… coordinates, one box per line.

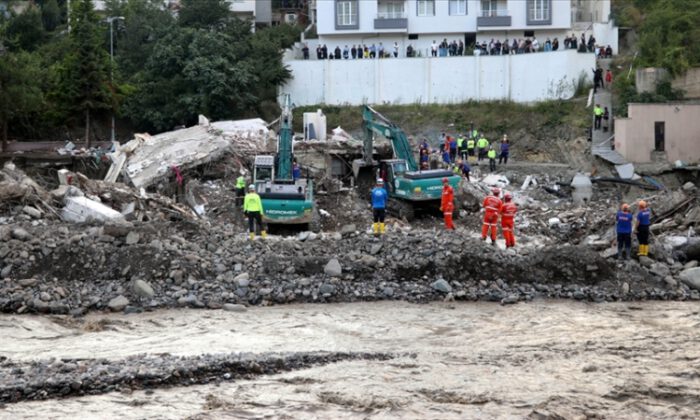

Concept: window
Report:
left=528, top=0, right=550, bottom=22
left=417, top=0, right=435, bottom=16
left=378, top=1, right=405, bottom=19
left=524, top=30, right=534, bottom=37
left=654, top=122, right=665, bottom=152
left=336, top=0, right=358, bottom=27
left=408, top=33, right=419, bottom=40
left=449, top=0, right=467, bottom=15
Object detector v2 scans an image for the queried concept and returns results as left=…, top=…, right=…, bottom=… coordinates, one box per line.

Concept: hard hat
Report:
left=638, top=200, right=647, bottom=209
left=248, top=184, right=255, bottom=190
left=621, top=203, right=630, bottom=211
left=377, top=178, right=384, bottom=184
left=504, top=193, right=512, bottom=201
left=492, top=187, right=500, bottom=196
left=442, top=177, right=449, bottom=183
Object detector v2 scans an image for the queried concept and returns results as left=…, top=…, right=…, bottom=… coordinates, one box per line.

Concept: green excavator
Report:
left=352, top=105, right=461, bottom=220
left=253, top=94, right=319, bottom=232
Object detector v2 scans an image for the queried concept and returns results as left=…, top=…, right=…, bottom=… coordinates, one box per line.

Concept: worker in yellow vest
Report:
left=487, top=145, right=497, bottom=172
left=243, top=185, right=266, bottom=240
left=477, top=135, right=489, bottom=162
left=235, top=173, right=246, bottom=207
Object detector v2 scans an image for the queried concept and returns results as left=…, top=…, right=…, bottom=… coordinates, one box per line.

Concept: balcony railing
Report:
left=480, top=9, right=509, bottom=17
left=374, top=12, right=407, bottom=29
left=376, top=11, right=406, bottom=19
left=477, top=9, right=511, bottom=26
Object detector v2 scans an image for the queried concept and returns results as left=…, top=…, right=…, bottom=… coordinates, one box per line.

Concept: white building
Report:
left=313, top=0, right=614, bottom=56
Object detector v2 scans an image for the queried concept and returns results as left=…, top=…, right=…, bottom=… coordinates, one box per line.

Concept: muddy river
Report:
left=2, top=301, right=700, bottom=419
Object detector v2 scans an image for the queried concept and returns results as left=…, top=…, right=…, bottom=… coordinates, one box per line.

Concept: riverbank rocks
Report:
left=431, top=279, right=452, bottom=293
left=108, top=295, right=129, bottom=311
left=132, top=279, right=155, bottom=298
left=324, top=258, right=342, bottom=277
left=679, top=267, right=700, bottom=291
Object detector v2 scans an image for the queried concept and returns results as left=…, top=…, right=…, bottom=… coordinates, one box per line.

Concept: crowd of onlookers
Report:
left=301, top=33, right=613, bottom=60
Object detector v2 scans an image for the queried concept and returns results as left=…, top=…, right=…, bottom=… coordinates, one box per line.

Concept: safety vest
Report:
left=236, top=176, right=246, bottom=189
left=457, top=136, right=465, bottom=148
left=466, top=139, right=475, bottom=149
left=471, top=130, right=479, bottom=139
left=487, top=149, right=497, bottom=159
left=244, top=192, right=263, bottom=212
left=483, top=196, right=502, bottom=214
left=453, top=165, right=461, bottom=175
left=477, top=137, right=489, bottom=149
left=594, top=107, right=603, bottom=116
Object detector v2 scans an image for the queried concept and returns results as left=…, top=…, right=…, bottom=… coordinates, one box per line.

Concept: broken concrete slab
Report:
left=62, top=196, right=125, bottom=224
left=571, top=174, right=592, bottom=204
left=615, top=163, right=635, bottom=180
left=481, top=174, right=510, bottom=189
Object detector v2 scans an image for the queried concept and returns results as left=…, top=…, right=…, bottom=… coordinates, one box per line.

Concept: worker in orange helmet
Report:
left=440, top=177, right=456, bottom=230
left=500, top=192, right=518, bottom=248
left=634, top=200, right=651, bottom=256
left=482, top=187, right=503, bottom=244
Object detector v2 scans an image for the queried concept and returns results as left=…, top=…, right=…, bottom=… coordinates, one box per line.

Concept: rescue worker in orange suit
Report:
left=440, top=178, right=456, bottom=230
left=500, top=192, right=517, bottom=248
left=482, top=187, right=502, bottom=244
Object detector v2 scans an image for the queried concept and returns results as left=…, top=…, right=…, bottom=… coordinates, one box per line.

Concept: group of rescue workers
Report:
left=616, top=200, right=652, bottom=260
left=419, top=129, right=510, bottom=174
left=370, top=176, right=518, bottom=248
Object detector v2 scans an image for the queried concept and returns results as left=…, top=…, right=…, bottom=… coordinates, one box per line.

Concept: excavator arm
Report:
left=362, top=105, right=418, bottom=172
left=275, top=94, right=294, bottom=181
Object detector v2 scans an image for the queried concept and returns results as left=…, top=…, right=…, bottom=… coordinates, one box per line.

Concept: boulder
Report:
left=125, top=231, right=141, bottom=245
left=679, top=267, right=700, bottom=291
left=324, top=258, right=342, bottom=277
left=108, top=295, right=129, bottom=311
left=431, top=279, right=452, bottom=293
left=132, top=279, right=155, bottom=298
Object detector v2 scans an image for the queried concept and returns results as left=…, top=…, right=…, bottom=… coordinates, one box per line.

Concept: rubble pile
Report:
left=2, top=209, right=699, bottom=317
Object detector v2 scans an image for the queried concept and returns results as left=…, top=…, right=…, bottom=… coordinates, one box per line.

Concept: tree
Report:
left=123, top=25, right=257, bottom=131
left=0, top=51, right=44, bottom=150
left=59, top=0, right=112, bottom=146
left=41, top=0, right=61, bottom=32
left=3, top=5, right=45, bottom=51
left=178, top=0, right=231, bottom=29
left=638, top=0, right=700, bottom=75
left=114, top=0, right=174, bottom=75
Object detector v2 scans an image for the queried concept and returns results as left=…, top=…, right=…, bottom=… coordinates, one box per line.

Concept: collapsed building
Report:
left=1, top=110, right=700, bottom=316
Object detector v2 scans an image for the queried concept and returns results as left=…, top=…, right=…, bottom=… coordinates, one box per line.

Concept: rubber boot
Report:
left=638, top=245, right=644, bottom=257
left=379, top=223, right=386, bottom=234
left=249, top=232, right=255, bottom=240
left=642, top=244, right=649, bottom=256
left=372, top=223, right=379, bottom=235
left=261, top=230, right=267, bottom=240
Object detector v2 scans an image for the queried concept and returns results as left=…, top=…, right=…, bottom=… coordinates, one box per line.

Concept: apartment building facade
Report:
left=315, top=0, right=611, bottom=56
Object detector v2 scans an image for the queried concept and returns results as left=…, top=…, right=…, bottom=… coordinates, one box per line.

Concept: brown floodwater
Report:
left=2, top=300, right=700, bottom=419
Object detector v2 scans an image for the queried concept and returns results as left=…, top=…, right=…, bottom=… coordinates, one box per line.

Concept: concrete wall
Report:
left=615, top=104, right=700, bottom=164
left=281, top=49, right=594, bottom=105
left=672, top=68, right=700, bottom=99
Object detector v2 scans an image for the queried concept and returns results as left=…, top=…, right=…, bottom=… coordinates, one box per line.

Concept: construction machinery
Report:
left=353, top=105, right=461, bottom=220
left=253, top=94, right=318, bottom=231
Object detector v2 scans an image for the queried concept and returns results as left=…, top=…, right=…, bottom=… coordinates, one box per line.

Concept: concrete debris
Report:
left=481, top=174, right=510, bottom=189
left=330, top=126, right=354, bottom=142
left=105, top=117, right=270, bottom=188
left=62, top=196, right=126, bottom=224
left=571, top=174, right=592, bottom=204
left=615, top=163, right=635, bottom=180
left=679, top=267, right=700, bottom=291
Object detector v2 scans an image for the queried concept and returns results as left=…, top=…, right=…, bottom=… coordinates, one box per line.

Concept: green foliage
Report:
left=637, top=0, right=700, bottom=76
left=0, top=51, right=45, bottom=144
left=614, top=73, right=684, bottom=117
left=3, top=5, right=45, bottom=51
left=114, top=0, right=175, bottom=75
left=178, top=0, right=231, bottom=29
left=56, top=0, right=113, bottom=142
left=122, top=25, right=257, bottom=131
left=41, top=0, right=61, bottom=32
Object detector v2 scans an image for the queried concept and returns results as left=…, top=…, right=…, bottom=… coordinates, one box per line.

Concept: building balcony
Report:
left=374, top=12, right=408, bottom=30
left=477, top=9, right=511, bottom=27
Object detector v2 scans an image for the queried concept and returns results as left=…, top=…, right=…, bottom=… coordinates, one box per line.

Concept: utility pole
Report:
left=106, top=16, right=124, bottom=144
